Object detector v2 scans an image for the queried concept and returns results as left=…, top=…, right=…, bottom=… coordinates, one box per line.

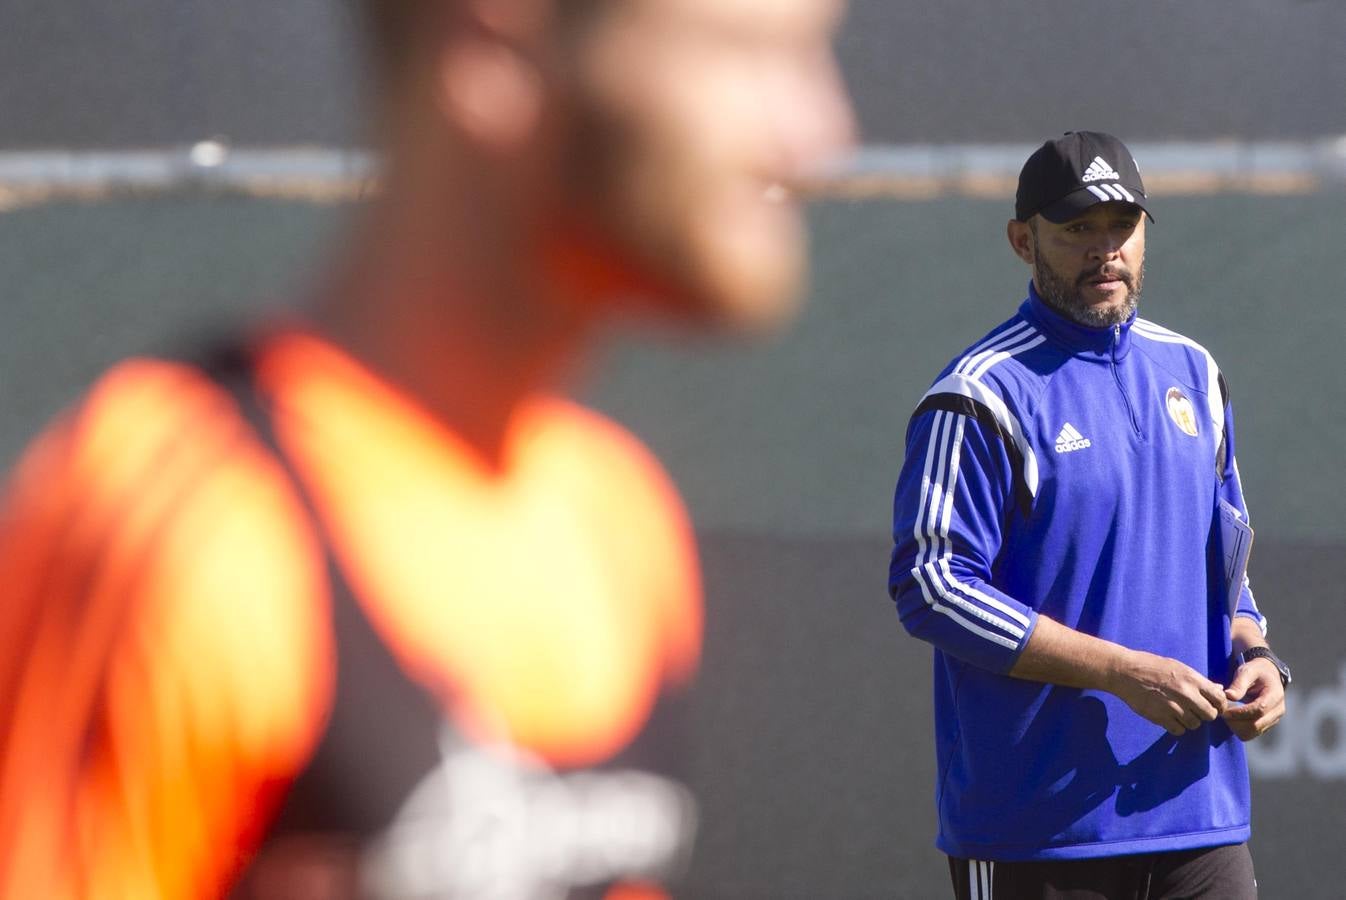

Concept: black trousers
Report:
left=947, top=844, right=1256, bottom=900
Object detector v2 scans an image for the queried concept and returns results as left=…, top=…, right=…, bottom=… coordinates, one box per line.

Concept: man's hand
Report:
left=1109, top=650, right=1229, bottom=736
left=1222, top=657, right=1286, bottom=741
left=1010, top=617, right=1229, bottom=736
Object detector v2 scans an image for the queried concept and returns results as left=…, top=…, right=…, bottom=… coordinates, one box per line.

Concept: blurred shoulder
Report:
left=532, top=397, right=700, bottom=646
left=0, top=355, right=331, bottom=898
left=533, top=397, right=692, bottom=527
left=0, top=354, right=330, bottom=729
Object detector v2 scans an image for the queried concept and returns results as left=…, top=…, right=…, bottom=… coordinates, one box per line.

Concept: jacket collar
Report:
left=1021, top=282, right=1134, bottom=361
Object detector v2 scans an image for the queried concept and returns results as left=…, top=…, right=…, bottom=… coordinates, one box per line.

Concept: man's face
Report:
left=1024, top=202, right=1146, bottom=328
left=560, top=0, right=855, bottom=330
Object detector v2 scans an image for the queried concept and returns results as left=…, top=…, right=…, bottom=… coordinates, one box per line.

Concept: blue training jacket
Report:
left=888, top=285, right=1266, bottom=861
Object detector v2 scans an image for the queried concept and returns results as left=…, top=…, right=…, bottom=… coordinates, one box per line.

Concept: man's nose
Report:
left=1087, top=234, right=1123, bottom=260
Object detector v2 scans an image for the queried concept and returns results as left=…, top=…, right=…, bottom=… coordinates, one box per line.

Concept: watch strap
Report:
left=1242, top=646, right=1291, bottom=688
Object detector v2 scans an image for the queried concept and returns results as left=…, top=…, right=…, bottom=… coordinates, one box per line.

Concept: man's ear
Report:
left=436, top=36, right=544, bottom=150
left=1006, top=219, right=1036, bottom=265
left=435, top=1, right=549, bottom=151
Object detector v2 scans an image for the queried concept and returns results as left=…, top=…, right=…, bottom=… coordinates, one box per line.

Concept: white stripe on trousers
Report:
left=968, top=860, right=995, bottom=899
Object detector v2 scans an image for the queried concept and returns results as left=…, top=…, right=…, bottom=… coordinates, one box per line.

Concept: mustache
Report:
left=1077, top=266, right=1135, bottom=288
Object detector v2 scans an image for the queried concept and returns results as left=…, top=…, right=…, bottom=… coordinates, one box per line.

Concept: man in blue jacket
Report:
left=888, top=131, right=1289, bottom=899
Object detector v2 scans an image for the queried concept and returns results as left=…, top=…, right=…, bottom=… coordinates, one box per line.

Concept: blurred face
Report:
left=560, top=0, right=855, bottom=330
left=1017, top=202, right=1146, bottom=328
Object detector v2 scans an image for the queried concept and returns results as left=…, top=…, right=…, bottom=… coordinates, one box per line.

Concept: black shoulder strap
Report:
left=193, top=338, right=445, bottom=839
left=911, top=391, right=1034, bottom=517
left=1215, top=371, right=1230, bottom=483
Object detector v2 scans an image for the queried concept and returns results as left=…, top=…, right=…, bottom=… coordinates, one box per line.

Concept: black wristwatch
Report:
left=1241, top=647, right=1292, bottom=689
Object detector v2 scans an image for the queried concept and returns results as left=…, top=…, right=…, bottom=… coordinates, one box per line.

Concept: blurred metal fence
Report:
left=5, top=138, right=1346, bottom=212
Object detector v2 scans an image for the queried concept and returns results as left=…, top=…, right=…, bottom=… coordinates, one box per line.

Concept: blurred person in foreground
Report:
left=0, top=0, right=854, bottom=896
left=886, top=132, right=1287, bottom=899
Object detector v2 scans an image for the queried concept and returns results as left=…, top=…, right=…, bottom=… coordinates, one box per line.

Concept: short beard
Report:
left=1030, top=229, right=1143, bottom=328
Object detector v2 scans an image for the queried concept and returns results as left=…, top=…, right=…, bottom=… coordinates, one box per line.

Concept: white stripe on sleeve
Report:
left=936, top=416, right=1031, bottom=629
left=909, top=412, right=1028, bottom=649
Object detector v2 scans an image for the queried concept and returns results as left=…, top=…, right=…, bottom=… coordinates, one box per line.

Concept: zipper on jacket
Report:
left=1112, top=325, right=1143, bottom=437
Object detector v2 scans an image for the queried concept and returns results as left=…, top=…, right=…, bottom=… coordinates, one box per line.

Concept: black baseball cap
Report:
left=1014, top=131, right=1153, bottom=224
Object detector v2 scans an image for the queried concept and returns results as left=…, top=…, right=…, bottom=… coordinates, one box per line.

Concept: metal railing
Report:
left=4, top=139, right=1346, bottom=210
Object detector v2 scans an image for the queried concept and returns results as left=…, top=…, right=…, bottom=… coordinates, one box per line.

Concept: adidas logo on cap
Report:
left=1055, top=423, right=1092, bottom=453
left=1081, top=156, right=1120, bottom=183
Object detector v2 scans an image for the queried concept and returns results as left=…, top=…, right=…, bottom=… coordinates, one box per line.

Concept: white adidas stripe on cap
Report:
left=1086, top=182, right=1137, bottom=204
